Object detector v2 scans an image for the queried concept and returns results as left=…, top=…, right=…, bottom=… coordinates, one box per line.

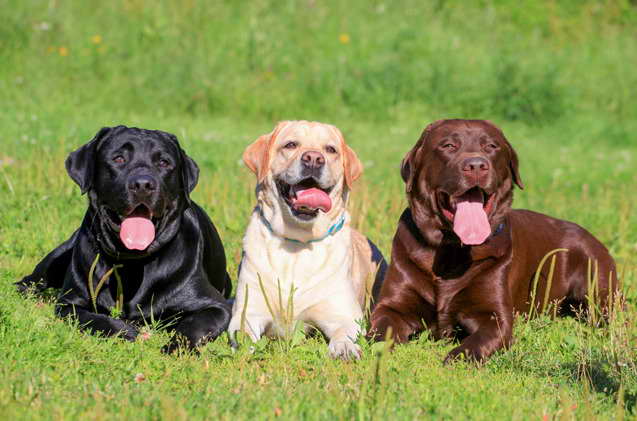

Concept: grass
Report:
left=1, top=0, right=636, bottom=419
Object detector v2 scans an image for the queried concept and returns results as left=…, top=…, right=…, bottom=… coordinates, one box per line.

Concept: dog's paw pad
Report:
left=329, top=340, right=361, bottom=360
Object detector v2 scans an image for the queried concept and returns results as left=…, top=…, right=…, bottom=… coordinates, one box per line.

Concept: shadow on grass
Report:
left=563, top=360, right=636, bottom=413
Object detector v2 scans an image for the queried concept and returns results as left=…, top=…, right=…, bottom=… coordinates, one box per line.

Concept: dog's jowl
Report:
left=17, top=126, right=232, bottom=351
left=229, top=120, right=387, bottom=359
left=369, top=119, right=619, bottom=363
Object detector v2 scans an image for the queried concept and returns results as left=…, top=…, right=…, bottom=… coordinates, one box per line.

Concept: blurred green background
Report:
left=1, top=1, right=636, bottom=419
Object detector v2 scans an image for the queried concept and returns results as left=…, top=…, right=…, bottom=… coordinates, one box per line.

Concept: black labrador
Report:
left=17, top=126, right=232, bottom=351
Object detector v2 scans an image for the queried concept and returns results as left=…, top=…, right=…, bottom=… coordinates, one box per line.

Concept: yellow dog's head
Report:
left=244, top=121, right=362, bottom=240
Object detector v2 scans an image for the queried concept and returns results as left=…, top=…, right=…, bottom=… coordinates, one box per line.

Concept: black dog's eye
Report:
left=325, top=145, right=337, bottom=154
left=158, top=159, right=171, bottom=168
left=283, top=141, right=298, bottom=150
left=113, top=155, right=125, bottom=164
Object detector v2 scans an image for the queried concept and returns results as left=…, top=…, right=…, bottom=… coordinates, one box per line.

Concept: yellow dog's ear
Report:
left=243, top=122, right=291, bottom=183
left=343, top=144, right=363, bottom=189
left=243, top=133, right=271, bottom=183
left=329, top=125, right=363, bottom=189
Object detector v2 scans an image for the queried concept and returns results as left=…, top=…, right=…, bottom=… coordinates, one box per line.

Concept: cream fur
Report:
left=228, top=121, right=377, bottom=359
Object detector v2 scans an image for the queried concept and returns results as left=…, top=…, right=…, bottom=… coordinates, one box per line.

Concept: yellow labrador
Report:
left=229, top=121, right=386, bottom=359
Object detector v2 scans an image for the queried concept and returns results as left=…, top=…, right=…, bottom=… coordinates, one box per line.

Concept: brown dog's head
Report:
left=401, top=119, right=523, bottom=246
left=243, top=121, right=362, bottom=241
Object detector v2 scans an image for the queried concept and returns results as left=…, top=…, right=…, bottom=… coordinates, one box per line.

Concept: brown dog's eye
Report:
left=158, top=159, right=171, bottom=168
left=441, top=143, right=457, bottom=151
left=485, top=143, right=499, bottom=151
left=113, top=156, right=125, bottom=164
left=284, top=141, right=298, bottom=150
left=325, top=145, right=337, bottom=154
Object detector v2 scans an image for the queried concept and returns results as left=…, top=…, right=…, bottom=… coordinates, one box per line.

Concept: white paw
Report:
left=329, top=339, right=362, bottom=360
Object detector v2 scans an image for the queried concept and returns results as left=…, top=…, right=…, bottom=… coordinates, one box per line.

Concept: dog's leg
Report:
left=227, top=312, right=270, bottom=346
left=304, top=297, right=364, bottom=360
left=368, top=304, right=428, bottom=344
left=444, top=311, right=513, bottom=364
left=56, top=303, right=138, bottom=341
left=164, top=305, right=232, bottom=353
left=16, top=229, right=80, bottom=293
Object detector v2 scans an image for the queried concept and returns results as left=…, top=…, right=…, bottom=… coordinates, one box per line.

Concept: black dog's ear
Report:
left=160, top=132, right=199, bottom=200
left=164, top=132, right=199, bottom=198
left=65, top=127, right=113, bottom=194
left=180, top=149, right=200, bottom=195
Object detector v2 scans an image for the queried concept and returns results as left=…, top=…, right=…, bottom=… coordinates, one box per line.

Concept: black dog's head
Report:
left=66, top=126, right=199, bottom=258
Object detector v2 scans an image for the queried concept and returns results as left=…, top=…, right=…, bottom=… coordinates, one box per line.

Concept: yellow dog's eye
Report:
left=325, top=145, right=337, bottom=154
left=283, top=141, right=298, bottom=149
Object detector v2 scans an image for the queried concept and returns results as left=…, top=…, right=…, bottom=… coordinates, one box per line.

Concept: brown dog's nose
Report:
left=301, top=151, right=325, bottom=169
left=461, top=157, right=490, bottom=174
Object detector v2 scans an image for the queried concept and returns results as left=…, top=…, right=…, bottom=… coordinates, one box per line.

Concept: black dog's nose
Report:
left=461, top=157, right=490, bottom=174
left=128, top=175, right=157, bottom=194
left=301, top=151, right=325, bottom=169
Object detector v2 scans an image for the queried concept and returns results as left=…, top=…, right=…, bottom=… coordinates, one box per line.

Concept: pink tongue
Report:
left=291, top=188, right=332, bottom=213
left=120, top=217, right=155, bottom=250
left=453, top=191, right=491, bottom=245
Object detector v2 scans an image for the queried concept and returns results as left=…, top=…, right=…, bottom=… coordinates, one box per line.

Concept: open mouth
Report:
left=105, top=204, right=160, bottom=251
left=276, top=177, right=334, bottom=221
left=437, top=187, right=497, bottom=246
left=437, top=187, right=496, bottom=222
left=105, top=204, right=159, bottom=228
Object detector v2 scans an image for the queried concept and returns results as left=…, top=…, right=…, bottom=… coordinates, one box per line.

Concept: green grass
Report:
left=1, top=0, right=636, bottom=419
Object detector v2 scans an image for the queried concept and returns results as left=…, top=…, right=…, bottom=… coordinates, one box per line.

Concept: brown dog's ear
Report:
left=400, top=148, right=417, bottom=193
left=485, top=120, right=524, bottom=190
left=401, top=120, right=447, bottom=193
left=243, top=133, right=272, bottom=183
left=508, top=143, right=524, bottom=190
left=343, top=144, right=363, bottom=189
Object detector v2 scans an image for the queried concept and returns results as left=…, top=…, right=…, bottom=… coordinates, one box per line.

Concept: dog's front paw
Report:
left=329, top=339, right=361, bottom=360
left=111, top=321, right=138, bottom=342
left=443, top=345, right=484, bottom=365
left=15, top=276, right=45, bottom=295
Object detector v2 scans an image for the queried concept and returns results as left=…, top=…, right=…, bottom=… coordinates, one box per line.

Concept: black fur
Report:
left=367, top=238, right=387, bottom=307
left=16, top=126, right=232, bottom=351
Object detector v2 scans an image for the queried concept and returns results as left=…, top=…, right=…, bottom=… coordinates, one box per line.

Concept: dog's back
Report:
left=507, top=209, right=618, bottom=315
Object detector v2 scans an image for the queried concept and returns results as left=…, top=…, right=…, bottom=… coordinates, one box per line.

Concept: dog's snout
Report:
left=128, top=175, right=157, bottom=194
left=301, top=151, right=325, bottom=169
left=461, top=157, right=490, bottom=174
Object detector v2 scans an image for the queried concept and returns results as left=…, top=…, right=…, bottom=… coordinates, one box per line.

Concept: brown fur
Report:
left=369, top=119, right=618, bottom=363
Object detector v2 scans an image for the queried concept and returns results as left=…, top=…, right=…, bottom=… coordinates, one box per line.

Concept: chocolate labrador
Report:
left=16, top=126, right=232, bottom=351
left=369, top=119, right=618, bottom=362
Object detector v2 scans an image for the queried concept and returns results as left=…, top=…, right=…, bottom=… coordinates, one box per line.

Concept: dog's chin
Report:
left=275, top=177, right=335, bottom=223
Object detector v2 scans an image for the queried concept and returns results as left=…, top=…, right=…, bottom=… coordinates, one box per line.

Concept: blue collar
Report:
left=492, top=222, right=505, bottom=237
left=257, top=207, right=346, bottom=244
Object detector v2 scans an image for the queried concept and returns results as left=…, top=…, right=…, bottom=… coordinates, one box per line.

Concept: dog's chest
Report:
left=270, top=238, right=350, bottom=285
left=243, top=223, right=352, bottom=290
